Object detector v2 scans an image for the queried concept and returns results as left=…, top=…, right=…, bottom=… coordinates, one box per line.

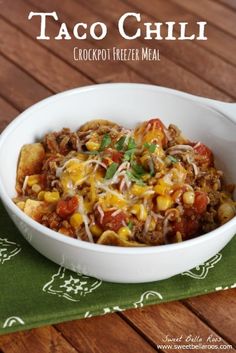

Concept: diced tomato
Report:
left=103, top=149, right=123, bottom=165
left=183, top=207, right=196, bottom=218
left=173, top=218, right=199, bottom=238
left=56, top=196, right=78, bottom=219
left=194, top=191, right=209, bottom=214
left=186, top=219, right=200, bottom=236
left=102, top=158, right=109, bottom=166
left=97, top=209, right=126, bottom=232
left=147, top=118, right=166, bottom=131
left=146, top=118, right=167, bottom=146
left=39, top=174, right=47, bottom=188
left=173, top=220, right=185, bottom=235
left=102, top=157, right=110, bottom=167
left=194, top=143, right=213, bottom=166
left=109, top=151, right=123, bottom=163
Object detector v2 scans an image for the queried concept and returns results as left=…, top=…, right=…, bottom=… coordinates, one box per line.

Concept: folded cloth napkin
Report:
left=0, top=201, right=235, bottom=335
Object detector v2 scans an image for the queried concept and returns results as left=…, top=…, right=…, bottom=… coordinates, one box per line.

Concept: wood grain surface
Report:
left=0, top=0, right=235, bottom=351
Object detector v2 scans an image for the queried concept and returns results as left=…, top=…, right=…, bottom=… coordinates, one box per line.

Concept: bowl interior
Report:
left=0, top=84, right=235, bottom=198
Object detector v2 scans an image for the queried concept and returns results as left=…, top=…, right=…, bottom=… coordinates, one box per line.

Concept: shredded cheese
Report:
left=121, top=220, right=127, bottom=227
left=22, top=176, right=29, bottom=195
left=119, top=177, right=126, bottom=192
left=154, top=155, right=164, bottom=165
left=151, top=211, right=164, bottom=220
left=77, top=196, right=94, bottom=243
left=97, top=205, right=104, bottom=223
left=84, top=159, right=107, bottom=169
left=144, top=215, right=151, bottom=234
left=163, top=216, right=171, bottom=239
left=191, top=163, right=199, bottom=177
left=56, top=158, right=81, bottom=177
left=111, top=209, right=122, bottom=217
left=96, top=182, right=126, bottom=201
left=168, top=144, right=194, bottom=152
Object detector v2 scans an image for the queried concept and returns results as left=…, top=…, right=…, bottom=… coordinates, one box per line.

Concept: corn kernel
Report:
left=175, top=231, right=183, bottom=243
left=32, top=184, right=41, bottom=193
left=118, top=226, right=132, bottom=240
left=38, top=191, right=46, bottom=201
left=142, top=174, right=150, bottom=181
left=44, top=191, right=60, bottom=203
left=90, top=224, right=103, bottom=237
left=156, top=195, right=173, bottom=211
left=84, top=201, right=93, bottom=213
left=16, top=201, right=25, bottom=211
left=154, top=180, right=170, bottom=195
left=218, top=203, right=235, bottom=224
left=70, top=213, right=84, bottom=228
left=27, top=174, right=40, bottom=187
left=131, top=204, right=147, bottom=221
left=148, top=219, right=156, bottom=231
left=144, top=130, right=164, bottom=144
left=131, top=184, right=149, bottom=196
left=58, top=227, right=71, bottom=236
left=154, top=146, right=165, bottom=158
left=131, top=205, right=138, bottom=214
left=76, top=153, right=87, bottom=161
left=183, top=191, right=195, bottom=205
left=102, top=194, right=127, bottom=208
left=140, top=153, right=150, bottom=166
left=86, top=140, right=100, bottom=151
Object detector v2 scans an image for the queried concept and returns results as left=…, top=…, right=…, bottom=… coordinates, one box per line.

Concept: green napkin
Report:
left=0, top=201, right=235, bottom=335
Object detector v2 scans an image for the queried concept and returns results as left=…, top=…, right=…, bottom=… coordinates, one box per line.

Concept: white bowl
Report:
left=0, top=84, right=235, bottom=283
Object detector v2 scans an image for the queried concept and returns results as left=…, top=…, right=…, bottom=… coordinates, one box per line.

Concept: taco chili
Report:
left=13, top=118, right=235, bottom=246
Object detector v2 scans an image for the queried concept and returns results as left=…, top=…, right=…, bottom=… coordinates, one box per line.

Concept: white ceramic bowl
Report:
left=0, top=84, right=235, bottom=283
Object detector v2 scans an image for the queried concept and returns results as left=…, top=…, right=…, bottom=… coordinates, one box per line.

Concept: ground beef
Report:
left=77, top=120, right=125, bottom=148
left=167, top=124, right=189, bottom=147
left=41, top=212, right=75, bottom=237
left=201, top=208, right=219, bottom=233
left=208, top=191, right=221, bottom=207
left=41, top=155, right=64, bottom=191
left=43, top=128, right=79, bottom=155
left=135, top=230, right=165, bottom=245
left=133, top=218, right=165, bottom=245
left=41, top=211, right=62, bottom=230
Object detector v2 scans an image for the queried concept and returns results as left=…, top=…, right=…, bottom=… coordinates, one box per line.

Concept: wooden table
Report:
left=0, top=0, right=235, bottom=352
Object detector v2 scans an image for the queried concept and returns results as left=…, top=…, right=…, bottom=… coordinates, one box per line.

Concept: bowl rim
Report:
left=0, top=82, right=235, bottom=255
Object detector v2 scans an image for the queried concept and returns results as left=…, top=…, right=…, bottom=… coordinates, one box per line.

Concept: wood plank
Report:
left=217, top=0, right=236, bottom=10
left=125, top=0, right=236, bottom=67
left=26, top=0, right=232, bottom=101
left=184, top=289, right=236, bottom=346
left=56, top=314, right=157, bottom=353
left=121, top=301, right=234, bottom=353
left=0, top=0, right=232, bottom=100
left=170, top=0, right=236, bottom=37
left=0, top=326, right=78, bottom=353
left=0, top=97, right=18, bottom=132
left=0, top=55, right=51, bottom=110
left=121, top=41, right=232, bottom=101
left=84, top=0, right=236, bottom=99
left=0, top=18, right=90, bottom=93
left=0, top=0, right=147, bottom=85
